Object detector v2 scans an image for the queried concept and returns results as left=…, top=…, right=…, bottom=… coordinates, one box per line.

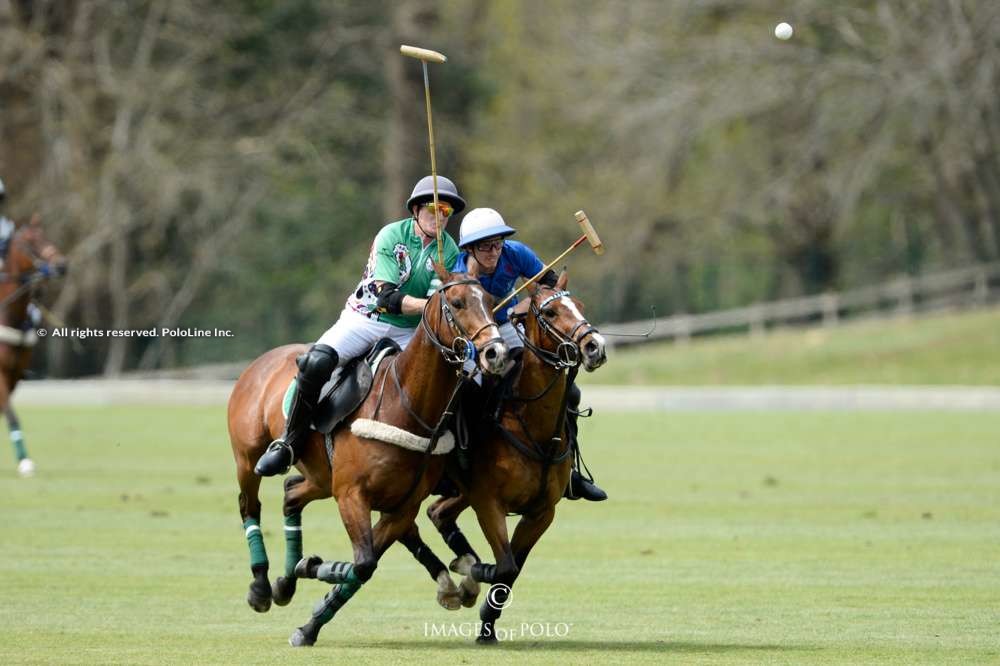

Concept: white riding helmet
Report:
left=458, top=208, right=516, bottom=248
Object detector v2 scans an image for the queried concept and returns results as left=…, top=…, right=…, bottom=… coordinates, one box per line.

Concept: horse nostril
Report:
left=585, top=342, right=598, bottom=356
left=484, top=347, right=497, bottom=361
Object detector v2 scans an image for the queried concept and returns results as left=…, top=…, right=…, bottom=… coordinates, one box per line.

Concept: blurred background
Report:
left=2, top=0, right=999, bottom=377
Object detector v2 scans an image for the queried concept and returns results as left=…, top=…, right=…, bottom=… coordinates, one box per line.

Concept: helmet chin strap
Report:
left=414, top=211, right=438, bottom=244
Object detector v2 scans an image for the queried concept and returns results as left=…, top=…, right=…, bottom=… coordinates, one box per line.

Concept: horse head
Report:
left=520, top=270, right=607, bottom=372
left=424, top=262, right=508, bottom=376
left=8, top=213, right=67, bottom=281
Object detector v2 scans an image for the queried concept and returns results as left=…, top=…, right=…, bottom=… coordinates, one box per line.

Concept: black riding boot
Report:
left=562, top=380, right=607, bottom=502
left=255, top=344, right=338, bottom=477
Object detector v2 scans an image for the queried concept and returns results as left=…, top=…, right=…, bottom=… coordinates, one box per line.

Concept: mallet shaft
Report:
left=420, top=61, right=444, bottom=266
left=492, top=235, right=587, bottom=314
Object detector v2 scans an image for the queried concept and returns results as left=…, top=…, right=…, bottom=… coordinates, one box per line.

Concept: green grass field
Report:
left=586, top=307, right=1000, bottom=385
left=1, top=406, right=999, bottom=664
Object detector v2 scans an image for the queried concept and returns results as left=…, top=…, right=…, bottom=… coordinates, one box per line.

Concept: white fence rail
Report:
left=599, top=263, right=1000, bottom=347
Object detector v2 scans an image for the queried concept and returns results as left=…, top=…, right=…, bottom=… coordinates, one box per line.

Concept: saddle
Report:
left=282, top=337, right=400, bottom=435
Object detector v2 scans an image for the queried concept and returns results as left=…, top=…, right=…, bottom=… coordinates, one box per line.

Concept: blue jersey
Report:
left=453, top=240, right=544, bottom=324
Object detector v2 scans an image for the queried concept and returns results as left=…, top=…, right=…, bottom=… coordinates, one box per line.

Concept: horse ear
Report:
left=556, top=269, right=569, bottom=290
left=467, top=256, right=481, bottom=279
left=432, top=260, right=451, bottom=283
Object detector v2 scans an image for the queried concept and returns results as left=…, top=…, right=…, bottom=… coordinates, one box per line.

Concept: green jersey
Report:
left=345, top=217, right=460, bottom=328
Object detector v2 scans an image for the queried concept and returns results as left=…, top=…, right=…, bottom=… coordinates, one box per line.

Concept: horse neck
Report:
left=3, top=244, right=30, bottom=325
left=516, top=314, right=569, bottom=420
left=390, top=314, right=460, bottom=429
left=0, top=280, right=28, bottom=329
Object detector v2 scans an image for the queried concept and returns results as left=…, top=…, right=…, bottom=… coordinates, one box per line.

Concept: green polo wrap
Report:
left=284, top=513, right=302, bottom=577
left=243, top=517, right=268, bottom=569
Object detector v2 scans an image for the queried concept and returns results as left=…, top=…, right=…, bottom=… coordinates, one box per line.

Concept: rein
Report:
left=419, top=278, right=504, bottom=365
left=493, top=291, right=582, bottom=465
left=372, top=277, right=499, bottom=513
left=490, top=286, right=601, bottom=511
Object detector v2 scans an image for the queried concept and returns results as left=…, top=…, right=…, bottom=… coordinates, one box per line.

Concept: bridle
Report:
left=376, top=276, right=505, bottom=514
left=489, top=286, right=599, bottom=503
left=419, top=278, right=504, bottom=366
left=514, top=288, right=600, bottom=371
left=376, top=276, right=504, bottom=435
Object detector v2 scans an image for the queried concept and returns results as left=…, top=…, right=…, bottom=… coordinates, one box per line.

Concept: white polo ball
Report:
left=775, top=22, right=793, bottom=40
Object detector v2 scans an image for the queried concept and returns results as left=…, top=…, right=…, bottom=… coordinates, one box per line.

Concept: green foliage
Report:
left=5, top=1, right=1000, bottom=373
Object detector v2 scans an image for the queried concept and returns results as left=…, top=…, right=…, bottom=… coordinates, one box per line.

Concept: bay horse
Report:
left=397, top=271, right=607, bottom=643
left=227, top=264, right=508, bottom=646
left=0, top=214, right=67, bottom=476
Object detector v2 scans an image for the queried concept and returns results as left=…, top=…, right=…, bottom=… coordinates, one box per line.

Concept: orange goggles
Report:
left=422, top=201, right=455, bottom=218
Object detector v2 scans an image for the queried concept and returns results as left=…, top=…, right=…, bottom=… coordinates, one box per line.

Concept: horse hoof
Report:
left=458, top=576, right=480, bottom=608
left=272, top=576, right=297, bottom=606
left=294, top=555, right=324, bottom=579
left=247, top=574, right=272, bottom=613
left=449, top=554, right=475, bottom=576
left=436, top=570, right=461, bottom=611
left=476, top=634, right=498, bottom=645
left=246, top=588, right=272, bottom=613
left=437, top=589, right=462, bottom=611
left=288, top=628, right=315, bottom=647
left=17, top=458, right=35, bottom=477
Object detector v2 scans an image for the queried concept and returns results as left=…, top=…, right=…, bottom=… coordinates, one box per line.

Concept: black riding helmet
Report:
left=405, top=175, right=466, bottom=216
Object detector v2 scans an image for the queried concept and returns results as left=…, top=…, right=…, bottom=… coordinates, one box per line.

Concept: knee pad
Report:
left=296, top=344, right=338, bottom=385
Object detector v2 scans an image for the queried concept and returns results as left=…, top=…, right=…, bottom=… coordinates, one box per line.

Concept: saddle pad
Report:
left=281, top=341, right=400, bottom=433
left=351, top=418, right=454, bottom=454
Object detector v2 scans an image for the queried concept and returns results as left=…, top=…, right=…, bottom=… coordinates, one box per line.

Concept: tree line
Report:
left=1, top=0, right=997, bottom=376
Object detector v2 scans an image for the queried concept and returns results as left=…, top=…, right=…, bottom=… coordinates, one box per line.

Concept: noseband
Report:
left=420, top=278, right=504, bottom=366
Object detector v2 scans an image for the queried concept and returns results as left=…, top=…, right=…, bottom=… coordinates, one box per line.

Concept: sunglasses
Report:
left=474, top=239, right=505, bottom=252
left=422, top=201, right=454, bottom=218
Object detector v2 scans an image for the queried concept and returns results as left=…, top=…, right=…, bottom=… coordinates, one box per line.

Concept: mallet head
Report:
left=400, top=45, right=447, bottom=63
left=575, top=210, right=604, bottom=255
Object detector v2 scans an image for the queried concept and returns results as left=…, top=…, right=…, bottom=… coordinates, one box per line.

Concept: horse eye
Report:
left=450, top=298, right=465, bottom=309
left=543, top=309, right=556, bottom=318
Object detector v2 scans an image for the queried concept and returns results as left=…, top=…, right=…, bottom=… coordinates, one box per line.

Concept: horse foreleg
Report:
left=289, top=489, right=375, bottom=647
left=5, top=405, right=33, bottom=476
left=398, top=523, right=462, bottom=610
left=470, top=500, right=518, bottom=644
left=236, top=463, right=271, bottom=613
left=426, top=495, right=481, bottom=607
left=271, top=474, right=330, bottom=606
left=479, top=507, right=557, bottom=644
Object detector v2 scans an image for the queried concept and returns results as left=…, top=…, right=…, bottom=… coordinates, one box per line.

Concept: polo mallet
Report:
left=493, top=210, right=604, bottom=314
left=400, top=44, right=448, bottom=267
